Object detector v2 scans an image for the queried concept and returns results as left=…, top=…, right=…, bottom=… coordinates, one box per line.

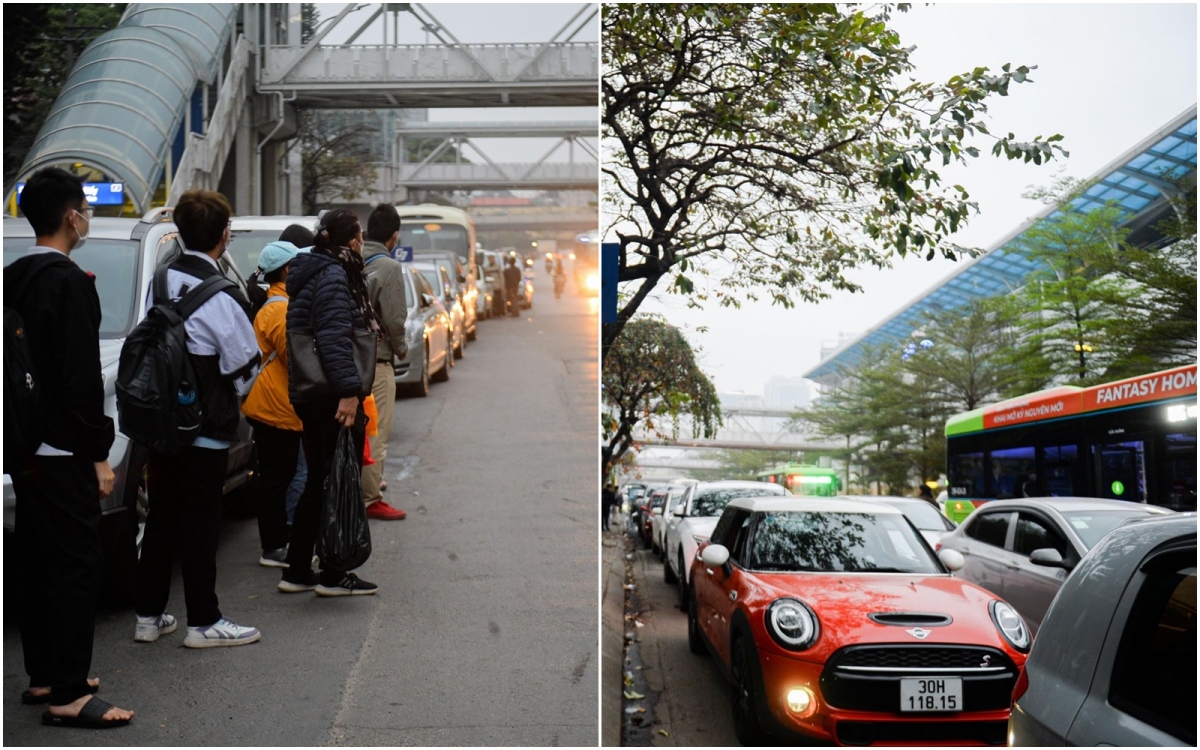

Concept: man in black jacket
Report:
left=4, top=167, right=133, bottom=727
left=503, top=256, right=523, bottom=317
left=133, top=190, right=263, bottom=649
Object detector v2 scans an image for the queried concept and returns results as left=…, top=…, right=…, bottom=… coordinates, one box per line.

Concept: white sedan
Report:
left=662, top=480, right=786, bottom=608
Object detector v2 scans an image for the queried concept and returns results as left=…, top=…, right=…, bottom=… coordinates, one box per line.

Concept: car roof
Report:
left=230, top=216, right=318, bottom=229
left=3, top=216, right=144, bottom=241
left=696, top=480, right=783, bottom=491
left=969, top=497, right=1174, bottom=514
left=727, top=496, right=907, bottom=515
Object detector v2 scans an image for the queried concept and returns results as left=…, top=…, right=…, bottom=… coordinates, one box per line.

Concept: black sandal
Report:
left=41, top=696, right=130, bottom=728
left=21, top=682, right=99, bottom=705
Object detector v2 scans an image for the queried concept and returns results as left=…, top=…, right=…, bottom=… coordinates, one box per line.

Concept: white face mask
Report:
left=70, top=209, right=90, bottom=249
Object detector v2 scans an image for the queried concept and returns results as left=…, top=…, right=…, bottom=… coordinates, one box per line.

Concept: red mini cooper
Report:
left=688, top=497, right=1030, bottom=746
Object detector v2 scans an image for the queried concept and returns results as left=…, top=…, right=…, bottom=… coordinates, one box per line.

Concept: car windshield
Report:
left=227, top=229, right=292, bottom=279
left=889, top=502, right=952, bottom=531
left=692, top=487, right=779, bottom=517
left=749, top=511, right=941, bottom=574
left=4, top=238, right=140, bottom=338
left=415, top=265, right=441, bottom=292
left=1062, top=509, right=1167, bottom=549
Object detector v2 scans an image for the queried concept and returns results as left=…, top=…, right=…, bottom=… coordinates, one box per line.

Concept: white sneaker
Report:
left=183, top=617, right=261, bottom=649
left=134, top=612, right=178, bottom=643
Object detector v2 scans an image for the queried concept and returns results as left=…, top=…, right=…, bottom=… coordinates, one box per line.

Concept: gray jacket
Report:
left=362, top=241, right=409, bottom=361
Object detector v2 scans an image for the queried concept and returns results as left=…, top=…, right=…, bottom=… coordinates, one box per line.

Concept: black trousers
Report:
left=287, top=399, right=366, bottom=577
left=11, top=454, right=102, bottom=706
left=247, top=418, right=300, bottom=552
left=135, top=446, right=228, bottom=627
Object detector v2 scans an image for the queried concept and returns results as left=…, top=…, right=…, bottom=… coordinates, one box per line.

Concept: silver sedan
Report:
left=937, top=497, right=1173, bottom=635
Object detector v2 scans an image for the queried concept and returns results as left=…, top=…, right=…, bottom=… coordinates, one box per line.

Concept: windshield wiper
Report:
left=753, top=563, right=820, bottom=572
left=859, top=567, right=917, bottom=574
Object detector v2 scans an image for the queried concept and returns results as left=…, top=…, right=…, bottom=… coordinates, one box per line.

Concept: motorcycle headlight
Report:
left=766, top=598, right=819, bottom=651
left=989, top=600, right=1030, bottom=652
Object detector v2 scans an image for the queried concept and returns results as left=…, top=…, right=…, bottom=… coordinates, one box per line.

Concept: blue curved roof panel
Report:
left=15, top=4, right=236, bottom=212
left=805, top=105, right=1197, bottom=383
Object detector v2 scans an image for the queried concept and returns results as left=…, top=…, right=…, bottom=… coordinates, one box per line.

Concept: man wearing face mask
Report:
left=4, top=168, right=134, bottom=727
left=133, top=190, right=263, bottom=648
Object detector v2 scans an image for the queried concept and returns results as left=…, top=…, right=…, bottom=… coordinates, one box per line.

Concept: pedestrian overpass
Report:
left=9, top=3, right=598, bottom=216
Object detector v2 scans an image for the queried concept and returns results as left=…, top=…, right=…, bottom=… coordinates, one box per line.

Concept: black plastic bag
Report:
left=317, top=426, right=372, bottom=571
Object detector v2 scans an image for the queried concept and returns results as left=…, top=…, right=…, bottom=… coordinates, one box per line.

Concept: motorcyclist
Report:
left=553, top=258, right=567, bottom=300
left=502, top=256, right=522, bottom=317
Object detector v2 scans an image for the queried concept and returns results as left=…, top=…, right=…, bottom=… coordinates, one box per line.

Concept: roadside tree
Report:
left=601, top=3, right=1066, bottom=360
left=602, top=317, right=722, bottom=476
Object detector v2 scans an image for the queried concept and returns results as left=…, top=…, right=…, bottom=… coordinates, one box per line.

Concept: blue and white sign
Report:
left=16, top=181, right=126, bottom=206
left=391, top=245, right=414, bottom=262
left=601, top=242, right=619, bottom=324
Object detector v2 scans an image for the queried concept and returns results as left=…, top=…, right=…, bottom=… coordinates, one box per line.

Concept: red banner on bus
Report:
left=983, top=386, right=1083, bottom=430
left=1082, top=364, right=1197, bottom=412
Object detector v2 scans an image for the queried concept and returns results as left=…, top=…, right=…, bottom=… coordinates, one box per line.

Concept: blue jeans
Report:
left=286, top=444, right=307, bottom=526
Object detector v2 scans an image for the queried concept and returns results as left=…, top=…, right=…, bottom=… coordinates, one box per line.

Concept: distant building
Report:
left=719, top=391, right=764, bottom=410
left=764, top=376, right=813, bottom=411
left=819, top=332, right=860, bottom=363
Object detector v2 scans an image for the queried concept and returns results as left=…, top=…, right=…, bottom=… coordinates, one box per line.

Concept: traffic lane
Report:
left=328, top=271, right=598, bottom=746
left=1, top=274, right=598, bottom=746
left=3, top=513, right=376, bottom=746
left=627, top=538, right=809, bottom=747
left=624, top=539, right=742, bottom=747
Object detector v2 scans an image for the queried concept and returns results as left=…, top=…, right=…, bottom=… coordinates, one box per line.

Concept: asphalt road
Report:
left=618, top=526, right=742, bottom=747
left=3, top=273, right=599, bottom=746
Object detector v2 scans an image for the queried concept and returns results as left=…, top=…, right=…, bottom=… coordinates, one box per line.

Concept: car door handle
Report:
left=1005, top=561, right=1021, bottom=570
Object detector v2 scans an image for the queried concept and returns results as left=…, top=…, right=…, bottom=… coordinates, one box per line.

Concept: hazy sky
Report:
left=626, top=3, right=1197, bottom=396
left=313, top=3, right=598, bottom=163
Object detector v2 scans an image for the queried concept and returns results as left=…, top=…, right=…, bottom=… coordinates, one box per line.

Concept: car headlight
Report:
left=766, top=598, right=819, bottom=651
left=989, top=600, right=1030, bottom=652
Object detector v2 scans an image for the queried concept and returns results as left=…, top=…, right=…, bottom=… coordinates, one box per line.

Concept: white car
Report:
left=650, top=486, right=687, bottom=560
left=226, top=215, right=319, bottom=282
left=663, top=480, right=786, bottom=608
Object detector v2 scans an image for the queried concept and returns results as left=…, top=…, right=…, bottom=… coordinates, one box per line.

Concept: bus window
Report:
left=949, top=452, right=984, bottom=498
left=1164, top=434, right=1197, bottom=511
left=1042, top=444, right=1079, bottom=497
left=989, top=446, right=1035, bottom=499
left=1095, top=439, right=1148, bottom=504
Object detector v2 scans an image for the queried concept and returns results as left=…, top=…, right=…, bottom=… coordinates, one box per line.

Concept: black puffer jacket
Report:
left=286, top=251, right=367, bottom=402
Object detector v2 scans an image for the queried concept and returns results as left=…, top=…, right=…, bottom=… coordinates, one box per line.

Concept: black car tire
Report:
left=731, top=635, right=770, bottom=746
left=467, top=322, right=477, bottom=341
left=664, top=551, right=677, bottom=584
left=677, top=552, right=689, bottom=610
left=687, top=585, right=708, bottom=656
left=400, top=346, right=431, bottom=398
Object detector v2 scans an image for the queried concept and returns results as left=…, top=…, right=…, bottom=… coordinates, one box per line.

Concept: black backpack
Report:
left=3, top=254, right=63, bottom=470
left=115, top=266, right=235, bottom=454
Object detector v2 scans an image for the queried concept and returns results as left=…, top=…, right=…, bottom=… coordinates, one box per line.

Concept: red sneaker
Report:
left=366, top=500, right=407, bottom=520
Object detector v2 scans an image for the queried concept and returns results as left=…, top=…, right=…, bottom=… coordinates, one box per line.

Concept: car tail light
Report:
left=1012, top=665, right=1029, bottom=703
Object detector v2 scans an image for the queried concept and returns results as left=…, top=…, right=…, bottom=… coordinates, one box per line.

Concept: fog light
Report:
left=785, top=687, right=816, bottom=718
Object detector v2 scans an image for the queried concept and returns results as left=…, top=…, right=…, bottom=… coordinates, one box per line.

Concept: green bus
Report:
left=756, top=463, right=842, bottom=497
left=944, top=364, right=1196, bottom=523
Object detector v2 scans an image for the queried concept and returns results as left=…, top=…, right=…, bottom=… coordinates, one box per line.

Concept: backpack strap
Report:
left=175, top=274, right=238, bottom=319
left=260, top=296, right=288, bottom=367
left=364, top=253, right=387, bottom=266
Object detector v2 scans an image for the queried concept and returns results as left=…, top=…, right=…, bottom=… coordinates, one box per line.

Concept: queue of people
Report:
left=4, top=167, right=416, bottom=729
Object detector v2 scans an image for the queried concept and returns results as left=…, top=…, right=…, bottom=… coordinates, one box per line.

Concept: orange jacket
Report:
left=242, top=282, right=302, bottom=431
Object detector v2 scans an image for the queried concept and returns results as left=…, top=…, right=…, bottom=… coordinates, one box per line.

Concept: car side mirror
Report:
left=421, top=293, right=435, bottom=308
left=673, top=504, right=685, bottom=517
left=700, top=544, right=730, bottom=568
left=938, top=548, right=965, bottom=572
left=1029, top=548, right=1066, bottom=568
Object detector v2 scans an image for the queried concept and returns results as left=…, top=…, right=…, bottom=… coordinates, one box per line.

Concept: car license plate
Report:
left=900, top=677, right=962, bottom=712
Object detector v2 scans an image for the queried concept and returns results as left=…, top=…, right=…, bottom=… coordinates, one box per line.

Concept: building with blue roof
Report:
left=804, top=104, right=1197, bottom=387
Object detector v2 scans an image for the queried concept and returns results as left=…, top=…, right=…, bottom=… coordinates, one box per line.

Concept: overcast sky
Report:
left=313, top=3, right=598, bottom=163
left=626, top=3, right=1196, bottom=397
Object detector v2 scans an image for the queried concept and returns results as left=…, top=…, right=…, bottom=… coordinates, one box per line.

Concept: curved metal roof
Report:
left=805, top=105, right=1197, bottom=383
left=14, top=4, right=236, bottom=213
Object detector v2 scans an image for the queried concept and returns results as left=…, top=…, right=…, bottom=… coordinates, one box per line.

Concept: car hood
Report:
left=681, top=516, right=720, bottom=539
left=99, top=339, right=123, bottom=370
left=742, top=571, right=1012, bottom=661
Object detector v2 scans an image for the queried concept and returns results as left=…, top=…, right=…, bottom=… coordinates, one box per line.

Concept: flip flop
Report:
left=41, top=696, right=130, bottom=729
left=21, top=682, right=99, bottom=705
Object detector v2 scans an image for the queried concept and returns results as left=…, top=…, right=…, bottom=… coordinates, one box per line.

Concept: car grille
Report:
left=821, top=645, right=1017, bottom=713
left=835, top=719, right=1007, bottom=746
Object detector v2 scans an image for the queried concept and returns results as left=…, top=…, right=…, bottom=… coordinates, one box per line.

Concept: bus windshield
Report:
left=400, top=223, right=469, bottom=259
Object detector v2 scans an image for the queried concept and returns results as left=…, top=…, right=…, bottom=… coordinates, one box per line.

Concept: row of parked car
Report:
left=1, top=209, right=506, bottom=602
left=619, top=477, right=1195, bottom=746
